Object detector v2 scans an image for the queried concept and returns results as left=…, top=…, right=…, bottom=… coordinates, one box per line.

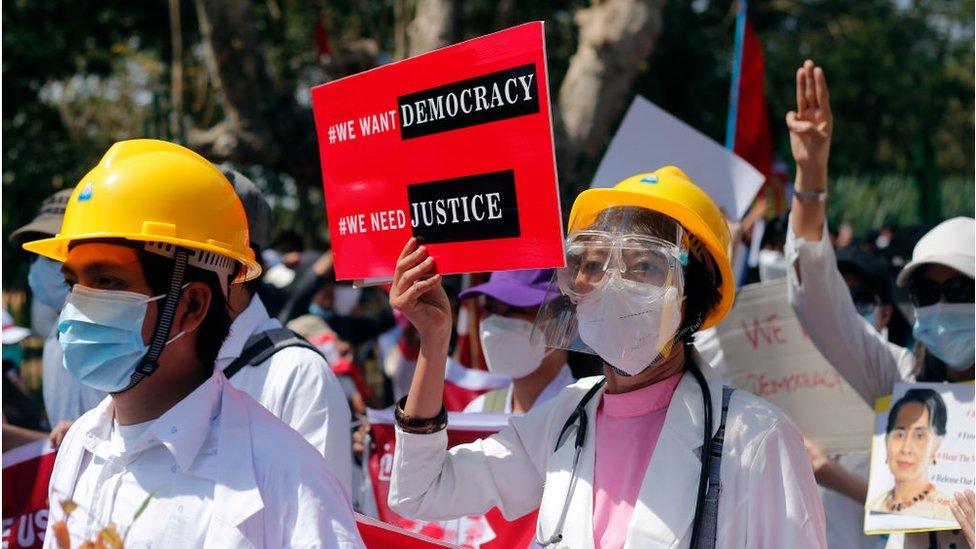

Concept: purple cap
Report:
left=458, top=269, right=555, bottom=307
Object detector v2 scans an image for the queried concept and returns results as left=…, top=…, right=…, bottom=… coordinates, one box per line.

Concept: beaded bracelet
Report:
left=394, top=396, right=448, bottom=434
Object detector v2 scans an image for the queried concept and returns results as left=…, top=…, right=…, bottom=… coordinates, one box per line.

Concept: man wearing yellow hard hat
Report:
left=384, top=167, right=826, bottom=547
left=27, top=140, right=363, bottom=548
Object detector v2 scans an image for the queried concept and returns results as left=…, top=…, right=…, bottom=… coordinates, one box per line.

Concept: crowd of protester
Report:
left=1, top=60, right=973, bottom=549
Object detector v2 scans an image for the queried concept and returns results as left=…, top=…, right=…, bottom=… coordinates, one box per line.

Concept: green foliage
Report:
left=2, top=1, right=171, bottom=289
left=3, top=0, right=973, bottom=291
left=828, top=173, right=975, bottom=235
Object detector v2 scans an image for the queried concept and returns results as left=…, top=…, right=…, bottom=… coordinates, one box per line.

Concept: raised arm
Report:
left=788, top=59, right=832, bottom=242
left=784, top=60, right=914, bottom=404
left=389, top=237, right=453, bottom=419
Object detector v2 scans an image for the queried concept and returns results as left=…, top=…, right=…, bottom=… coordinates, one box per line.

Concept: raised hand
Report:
left=388, top=237, right=452, bottom=345
left=786, top=60, right=833, bottom=179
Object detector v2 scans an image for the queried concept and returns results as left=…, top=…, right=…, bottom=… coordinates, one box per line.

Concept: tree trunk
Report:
left=554, top=0, right=667, bottom=206
left=168, top=0, right=184, bottom=141
left=407, top=0, right=458, bottom=57
left=189, top=0, right=319, bottom=184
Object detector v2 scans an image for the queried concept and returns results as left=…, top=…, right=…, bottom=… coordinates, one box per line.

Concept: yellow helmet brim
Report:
left=24, top=232, right=262, bottom=283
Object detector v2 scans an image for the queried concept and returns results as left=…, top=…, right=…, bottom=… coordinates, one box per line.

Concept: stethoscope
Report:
left=535, top=354, right=715, bottom=547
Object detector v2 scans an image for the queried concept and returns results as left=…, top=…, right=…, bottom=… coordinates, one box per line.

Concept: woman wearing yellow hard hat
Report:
left=27, top=140, right=363, bottom=548
left=386, top=166, right=826, bottom=548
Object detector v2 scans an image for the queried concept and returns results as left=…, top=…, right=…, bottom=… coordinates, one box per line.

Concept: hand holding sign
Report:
left=390, top=238, right=451, bottom=344
left=390, top=238, right=453, bottom=420
left=950, top=489, right=975, bottom=546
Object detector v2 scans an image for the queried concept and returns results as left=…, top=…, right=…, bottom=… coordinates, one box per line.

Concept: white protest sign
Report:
left=717, top=279, right=874, bottom=454
left=864, top=382, right=975, bottom=535
left=592, top=95, right=765, bottom=220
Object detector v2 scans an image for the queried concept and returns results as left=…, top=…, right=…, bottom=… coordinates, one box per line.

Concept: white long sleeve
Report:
left=785, top=217, right=916, bottom=405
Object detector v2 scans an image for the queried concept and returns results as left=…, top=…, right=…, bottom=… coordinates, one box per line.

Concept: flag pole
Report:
left=725, top=0, right=748, bottom=150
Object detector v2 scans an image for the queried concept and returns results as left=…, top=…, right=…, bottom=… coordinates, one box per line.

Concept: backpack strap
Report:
left=695, top=385, right=735, bottom=549
left=223, top=327, right=325, bottom=379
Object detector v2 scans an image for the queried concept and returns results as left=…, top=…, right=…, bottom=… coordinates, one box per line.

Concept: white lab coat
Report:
left=45, top=370, right=364, bottom=548
left=785, top=220, right=970, bottom=549
left=216, top=296, right=353, bottom=497
left=389, top=351, right=827, bottom=548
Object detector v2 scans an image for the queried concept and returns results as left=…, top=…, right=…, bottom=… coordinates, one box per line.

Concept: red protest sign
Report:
left=364, top=409, right=537, bottom=548
left=312, top=22, right=564, bottom=281
left=3, top=441, right=56, bottom=549
left=356, top=513, right=457, bottom=548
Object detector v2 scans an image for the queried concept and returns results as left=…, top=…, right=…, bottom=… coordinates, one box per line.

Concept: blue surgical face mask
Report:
left=28, top=257, right=70, bottom=311
left=858, top=308, right=879, bottom=330
left=309, top=302, right=334, bottom=320
left=912, top=303, right=975, bottom=371
left=58, top=285, right=185, bottom=393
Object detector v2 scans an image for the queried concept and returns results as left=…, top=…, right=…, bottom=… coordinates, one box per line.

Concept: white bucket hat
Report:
left=2, top=309, right=31, bottom=345
left=896, top=217, right=975, bottom=286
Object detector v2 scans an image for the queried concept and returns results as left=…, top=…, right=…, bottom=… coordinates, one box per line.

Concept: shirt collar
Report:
left=217, top=295, right=272, bottom=366
left=146, top=371, right=223, bottom=472
left=81, top=371, right=223, bottom=472
left=600, top=371, right=683, bottom=418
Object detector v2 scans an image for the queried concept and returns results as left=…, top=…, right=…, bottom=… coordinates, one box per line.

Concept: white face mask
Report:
left=576, top=277, right=682, bottom=376
left=479, top=315, right=548, bottom=379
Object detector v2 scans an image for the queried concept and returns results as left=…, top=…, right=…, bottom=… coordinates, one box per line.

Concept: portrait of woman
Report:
left=868, top=388, right=955, bottom=521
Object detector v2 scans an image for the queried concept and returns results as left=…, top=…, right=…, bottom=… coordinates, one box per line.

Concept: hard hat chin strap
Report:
left=123, top=248, right=190, bottom=391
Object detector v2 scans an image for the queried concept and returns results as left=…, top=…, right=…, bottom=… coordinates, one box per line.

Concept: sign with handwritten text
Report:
left=717, top=279, right=874, bottom=454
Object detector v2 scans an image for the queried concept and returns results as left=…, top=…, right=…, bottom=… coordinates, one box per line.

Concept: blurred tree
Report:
left=3, top=0, right=973, bottom=295
left=2, top=1, right=171, bottom=289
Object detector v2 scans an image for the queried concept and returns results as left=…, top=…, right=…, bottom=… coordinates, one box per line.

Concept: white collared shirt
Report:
left=215, top=296, right=352, bottom=497
left=463, top=365, right=575, bottom=413
left=46, top=370, right=364, bottom=548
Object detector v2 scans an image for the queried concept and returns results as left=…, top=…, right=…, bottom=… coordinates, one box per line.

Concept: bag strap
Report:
left=223, top=327, right=324, bottom=379
left=695, top=385, right=735, bottom=549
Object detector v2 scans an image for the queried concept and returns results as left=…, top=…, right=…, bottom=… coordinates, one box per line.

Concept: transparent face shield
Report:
left=532, top=207, right=689, bottom=373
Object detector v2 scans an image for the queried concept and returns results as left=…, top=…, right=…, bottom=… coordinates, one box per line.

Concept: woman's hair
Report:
left=587, top=206, right=723, bottom=343
left=885, top=388, right=948, bottom=436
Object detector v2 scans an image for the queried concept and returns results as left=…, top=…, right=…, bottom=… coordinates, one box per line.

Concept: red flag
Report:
left=733, top=20, right=785, bottom=214
left=314, top=19, right=332, bottom=57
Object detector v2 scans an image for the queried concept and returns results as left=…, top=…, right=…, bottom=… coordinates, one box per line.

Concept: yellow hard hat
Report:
left=23, top=139, right=261, bottom=283
left=568, top=166, right=735, bottom=330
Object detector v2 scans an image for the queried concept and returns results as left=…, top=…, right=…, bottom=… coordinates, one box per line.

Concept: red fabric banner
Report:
left=365, top=411, right=537, bottom=548
left=2, top=441, right=56, bottom=549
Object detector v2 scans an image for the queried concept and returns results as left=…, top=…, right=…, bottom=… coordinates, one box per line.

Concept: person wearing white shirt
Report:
left=27, top=140, right=362, bottom=548
left=784, top=60, right=974, bottom=549
left=458, top=269, right=577, bottom=414
left=385, top=167, right=826, bottom=548
left=219, top=168, right=353, bottom=497
left=9, top=189, right=107, bottom=429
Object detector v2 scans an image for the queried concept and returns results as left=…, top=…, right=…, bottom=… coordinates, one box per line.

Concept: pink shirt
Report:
left=592, top=372, right=683, bottom=549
